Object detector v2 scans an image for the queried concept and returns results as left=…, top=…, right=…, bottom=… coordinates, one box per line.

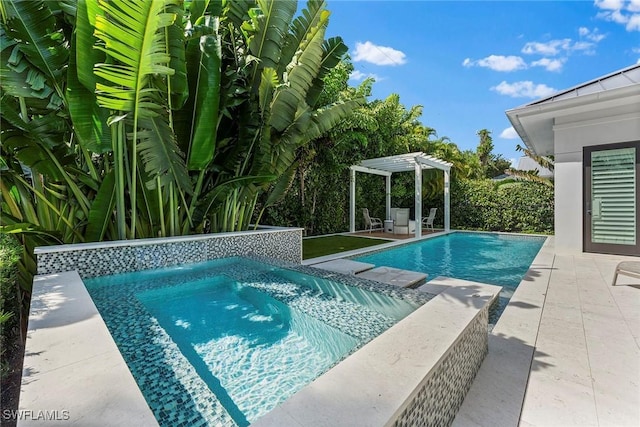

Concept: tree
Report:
left=1, top=0, right=362, bottom=321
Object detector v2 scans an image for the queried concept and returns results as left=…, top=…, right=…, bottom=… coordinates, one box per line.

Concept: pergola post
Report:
left=444, top=168, right=450, bottom=231
left=349, top=167, right=356, bottom=232
left=415, top=161, right=422, bottom=239
left=385, top=175, right=392, bottom=220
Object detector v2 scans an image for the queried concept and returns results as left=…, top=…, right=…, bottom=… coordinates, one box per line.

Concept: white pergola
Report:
left=349, top=152, right=452, bottom=238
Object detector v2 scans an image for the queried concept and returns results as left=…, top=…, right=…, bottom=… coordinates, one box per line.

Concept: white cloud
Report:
left=500, top=127, right=520, bottom=139
left=578, top=27, right=606, bottom=42
left=352, top=41, right=406, bottom=66
left=522, top=38, right=596, bottom=56
left=628, top=13, right=640, bottom=30
left=595, top=0, right=640, bottom=31
left=531, top=57, right=565, bottom=71
left=491, top=81, right=557, bottom=98
left=522, top=39, right=571, bottom=55
left=595, top=0, right=625, bottom=10
left=349, top=70, right=381, bottom=81
left=637, top=58, right=640, bottom=63
left=462, top=55, right=527, bottom=71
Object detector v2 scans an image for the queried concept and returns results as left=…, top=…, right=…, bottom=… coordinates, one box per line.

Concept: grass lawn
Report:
left=303, top=235, right=389, bottom=259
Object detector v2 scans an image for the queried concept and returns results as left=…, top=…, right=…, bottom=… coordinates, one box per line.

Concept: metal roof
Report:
left=355, top=152, right=452, bottom=174
left=505, top=63, right=640, bottom=155
left=516, top=156, right=553, bottom=178
left=517, top=63, right=640, bottom=108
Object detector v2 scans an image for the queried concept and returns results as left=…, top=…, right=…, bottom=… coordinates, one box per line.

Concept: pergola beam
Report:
left=350, top=165, right=392, bottom=177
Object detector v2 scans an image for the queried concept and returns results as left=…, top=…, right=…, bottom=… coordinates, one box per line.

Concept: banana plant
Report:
left=206, top=0, right=364, bottom=231
left=1, top=0, right=363, bottom=297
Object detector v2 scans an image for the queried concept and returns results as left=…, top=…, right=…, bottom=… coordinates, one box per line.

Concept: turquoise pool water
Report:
left=84, top=257, right=421, bottom=427
left=354, top=232, right=546, bottom=321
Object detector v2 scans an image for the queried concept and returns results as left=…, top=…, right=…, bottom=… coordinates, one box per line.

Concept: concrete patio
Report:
left=453, top=236, right=640, bottom=427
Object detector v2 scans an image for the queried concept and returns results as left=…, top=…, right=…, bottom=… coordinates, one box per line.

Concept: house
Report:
left=515, top=156, right=553, bottom=179
left=506, top=64, right=640, bottom=256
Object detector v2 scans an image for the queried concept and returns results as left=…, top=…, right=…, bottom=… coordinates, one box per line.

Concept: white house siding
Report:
left=553, top=108, right=640, bottom=253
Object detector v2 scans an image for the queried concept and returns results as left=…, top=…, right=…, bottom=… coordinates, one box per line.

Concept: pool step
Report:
left=310, top=259, right=375, bottom=275
left=356, top=266, right=427, bottom=289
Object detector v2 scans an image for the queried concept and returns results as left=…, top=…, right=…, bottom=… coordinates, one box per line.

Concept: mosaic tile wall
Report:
left=36, top=228, right=302, bottom=278
left=392, top=306, right=490, bottom=427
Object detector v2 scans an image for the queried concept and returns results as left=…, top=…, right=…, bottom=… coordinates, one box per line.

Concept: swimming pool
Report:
left=353, top=232, right=546, bottom=321
left=83, top=257, right=426, bottom=427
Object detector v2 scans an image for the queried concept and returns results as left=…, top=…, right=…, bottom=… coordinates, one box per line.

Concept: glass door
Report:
left=584, top=142, right=640, bottom=255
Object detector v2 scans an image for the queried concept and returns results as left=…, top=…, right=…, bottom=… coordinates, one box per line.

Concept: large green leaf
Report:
left=306, top=36, right=348, bottom=107
left=278, top=0, right=325, bottom=74
left=74, top=0, right=104, bottom=91
left=93, top=0, right=176, bottom=117
left=85, top=170, right=116, bottom=241
left=66, top=31, right=111, bottom=153
left=166, top=1, right=188, bottom=109
left=0, top=0, right=68, bottom=98
left=0, top=28, right=52, bottom=99
left=184, top=16, right=221, bottom=170
left=285, top=11, right=328, bottom=99
left=258, top=67, right=278, bottom=119
left=268, top=7, right=328, bottom=133
left=245, top=0, right=296, bottom=84
left=136, top=116, right=192, bottom=194
left=262, top=161, right=297, bottom=208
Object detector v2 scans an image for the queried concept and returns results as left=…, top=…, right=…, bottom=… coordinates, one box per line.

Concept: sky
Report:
left=323, top=0, right=640, bottom=165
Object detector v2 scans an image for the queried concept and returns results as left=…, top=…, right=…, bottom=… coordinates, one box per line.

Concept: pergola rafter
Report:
left=349, top=152, right=452, bottom=238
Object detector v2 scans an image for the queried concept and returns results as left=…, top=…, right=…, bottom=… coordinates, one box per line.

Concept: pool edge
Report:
left=18, top=271, right=158, bottom=427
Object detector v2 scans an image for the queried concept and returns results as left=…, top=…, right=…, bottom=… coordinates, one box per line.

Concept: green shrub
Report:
left=1, top=234, right=21, bottom=378
left=450, top=179, right=554, bottom=233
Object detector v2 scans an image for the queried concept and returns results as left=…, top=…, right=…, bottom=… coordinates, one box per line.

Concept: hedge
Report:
left=449, top=179, right=554, bottom=233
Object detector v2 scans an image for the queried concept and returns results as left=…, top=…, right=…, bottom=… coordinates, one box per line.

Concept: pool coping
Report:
left=451, top=234, right=555, bottom=426
left=252, top=278, right=501, bottom=426
left=18, top=271, right=158, bottom=427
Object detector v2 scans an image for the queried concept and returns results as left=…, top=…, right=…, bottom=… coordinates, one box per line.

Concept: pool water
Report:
left=84, top=257, right=420, bottom=427
left=354, top=232, right=546, bottom=322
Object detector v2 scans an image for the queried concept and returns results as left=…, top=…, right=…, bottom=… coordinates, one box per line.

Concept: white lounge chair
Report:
left=612, top=261, right=640, bottom=286
left=422, top=207, right=437, bottom=232
left=362, top=208, right=383, bottom=233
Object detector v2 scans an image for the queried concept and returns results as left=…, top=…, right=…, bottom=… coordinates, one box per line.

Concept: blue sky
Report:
left=323, top=0, right=640, bottom=164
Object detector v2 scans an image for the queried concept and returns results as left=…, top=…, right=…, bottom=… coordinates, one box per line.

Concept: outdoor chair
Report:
left=394, top=208, right=410, bottom=234
left=611, top=261, right=640, bottom=286
left=422, top=207, right=437, bottom=232
left=362, top=208, right=383, bottom=233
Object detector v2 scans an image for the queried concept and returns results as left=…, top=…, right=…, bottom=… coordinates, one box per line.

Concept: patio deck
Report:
left=453, top=236, right=640, bottom=427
